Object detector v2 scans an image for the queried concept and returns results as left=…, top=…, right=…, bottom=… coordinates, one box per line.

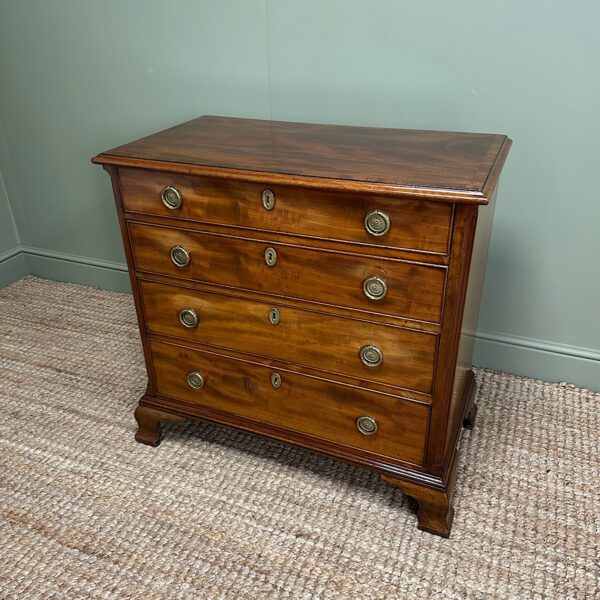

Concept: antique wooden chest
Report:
left=93, top=116, right=511, bottom=537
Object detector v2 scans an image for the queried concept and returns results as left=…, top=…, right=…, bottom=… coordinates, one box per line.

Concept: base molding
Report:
left=22, top=246, right=132, bottom=293
left=134, top=390, right=464, bottom=537
left=473, top=330, right=599, bottom=393
left=0, top=248, right=27, bottom=287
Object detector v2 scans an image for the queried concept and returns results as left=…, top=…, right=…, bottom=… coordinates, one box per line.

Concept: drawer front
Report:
left=129, top=223, right=446, bottom=323
left=140, top=280, right=437, bottom=394
left=150, top=340, right=430, bottom=465
left=119, top=168, right=453, bottom=254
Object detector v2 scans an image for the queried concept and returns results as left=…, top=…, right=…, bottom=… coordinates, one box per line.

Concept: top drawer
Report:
left=118, top=168, right=453, bottom=255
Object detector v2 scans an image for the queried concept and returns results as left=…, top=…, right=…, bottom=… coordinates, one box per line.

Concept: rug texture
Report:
left=0, top=276, right=598, bottom=599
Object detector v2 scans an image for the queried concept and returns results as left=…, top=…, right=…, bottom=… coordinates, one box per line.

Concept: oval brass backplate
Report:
left=356, top=415, right=378, bottom=436
left=187, top=371, right=205, bottom=390
left=179, top=308, right=199, bottom=329
left=161, top=185, right=182, bottom=210
left=364, top=209, right=390, bottom=236
left=359, top=344, right=383, bottom=367
left=170, top=245, right=191, bottom=268
left=363, top=275, right=387, bottom=300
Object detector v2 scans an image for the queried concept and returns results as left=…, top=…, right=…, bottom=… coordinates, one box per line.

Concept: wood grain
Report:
left=93, top=115, right=511, bottom=538
left=93, top=116, right=511, bottom=203
left=139, top=279, right=437, bottom=394
left=149, top=339, right=430, bottom=466
left=128, top=222, right=446, bottom=324
left=119, top=167, right=454, bottom=255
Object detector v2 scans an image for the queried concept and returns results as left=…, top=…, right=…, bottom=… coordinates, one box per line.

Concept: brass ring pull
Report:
left=363, top=275, right=387, bottom=300
left=262, top=189, right=276, bottom=210
left=364, top=210, right=390, bottom=236
left=359, top=344, right=383, bottom=367
left=170, top=245, right=191, bottom=268
left=356, top=415, right=378, bottom=436
left=179, top=308, right=199, bottom=328
left=187, top=371, right=205, bottom=389
left=161, top=186, right=182, bottom=210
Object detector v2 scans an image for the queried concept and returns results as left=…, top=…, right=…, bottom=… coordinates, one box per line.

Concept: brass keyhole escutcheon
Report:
left=262, top=189, right=276, bottom=210
left=268, top=307, right=280, bottom=325
left=264, top=247, right=277, bottom=267
left=271, top=372, right=282, bottom=389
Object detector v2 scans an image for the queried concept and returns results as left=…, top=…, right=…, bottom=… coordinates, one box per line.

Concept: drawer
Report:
left=140, top=280, right=437, bottom=394
left=119, top=167, right=453, bottom=254
left=129, top=222, right=446, bottom=323
left=150, top=339, right=430, bottom=465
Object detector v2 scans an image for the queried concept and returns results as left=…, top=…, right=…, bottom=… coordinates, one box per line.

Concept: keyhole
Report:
left=265, top=247, right=277, bottom=267
left=268, top=307, right=280, bottom=325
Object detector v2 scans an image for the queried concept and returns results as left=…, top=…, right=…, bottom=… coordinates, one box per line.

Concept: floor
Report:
left=0, top=277, right=598, bottom=599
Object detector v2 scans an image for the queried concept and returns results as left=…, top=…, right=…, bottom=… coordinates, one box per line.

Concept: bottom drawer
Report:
left=150, top=340, right=430, bottom=466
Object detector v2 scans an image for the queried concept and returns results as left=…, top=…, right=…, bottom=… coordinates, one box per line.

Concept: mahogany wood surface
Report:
left=93, top=115, right=511, bottom=537
left=424, top=204, right=479, bottom=479
left=136, top=271, right=443, bottom=335
left=128, top=221, right=446, bottom=324
left=119, top=167, right=454, bottom=254
left=448, top=188, right=498, bottom=450
left=139, top=279, right=437, bottom=394
left=125, top=210, right=452, bottom=266
left=149, top=339, right=430, bottom=466
left=93, top=116, right=510, bottom=203
left=134, top=404, right=186, bottom=447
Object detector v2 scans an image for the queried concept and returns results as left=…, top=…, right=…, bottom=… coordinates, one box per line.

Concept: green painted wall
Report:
left=0, top=133, right=26, bottom=285
left=0, top=175, right=18, bottom=252
left=0, top=0, right=598, bottom=389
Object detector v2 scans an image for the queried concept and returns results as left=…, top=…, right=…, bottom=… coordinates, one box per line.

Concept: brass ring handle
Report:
left=356, top=415, right=378, bottom=436
left=363, top=275, right=388, bottom=300
left=262, top=189, right=276, bottom=210
left=187, top=371, right=205, bottom=389
left=359, top=344, right=383, bottom=367
left=161, top=186, right=182, bottom=210
left=364, top=210, right=390, bottom=236
left=179, top=308, right=199, bottom=328
left=170, top=245, right=191, bottom=267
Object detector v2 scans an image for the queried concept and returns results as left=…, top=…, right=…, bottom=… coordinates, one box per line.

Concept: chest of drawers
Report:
left=93, top=116, right=510, bottom=537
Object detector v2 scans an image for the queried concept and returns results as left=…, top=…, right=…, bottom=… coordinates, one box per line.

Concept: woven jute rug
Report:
left=0, top=277, right=598, bottom=599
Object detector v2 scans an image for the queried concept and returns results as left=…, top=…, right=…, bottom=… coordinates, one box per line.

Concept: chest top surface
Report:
left=93, top=116, right=510, bottom=203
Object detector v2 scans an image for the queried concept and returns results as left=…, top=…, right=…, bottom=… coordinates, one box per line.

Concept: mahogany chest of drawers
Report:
left=93, top=116, right=511, bottom=537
